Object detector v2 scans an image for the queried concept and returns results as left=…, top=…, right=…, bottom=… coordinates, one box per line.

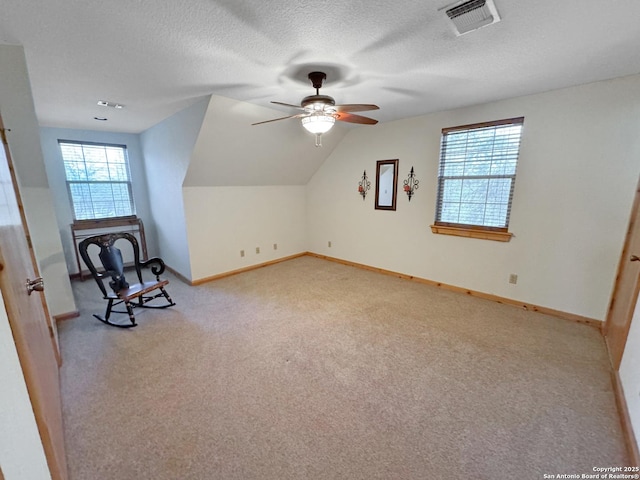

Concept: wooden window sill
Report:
left=430, top=224, right=513, bottom=242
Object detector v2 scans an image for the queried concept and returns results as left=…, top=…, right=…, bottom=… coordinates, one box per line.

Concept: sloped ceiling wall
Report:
left=0, top=45, right=76, bottom=317
left=140, top=97, right=210, bottom=279
left=183, top=95, right=349, bottom=186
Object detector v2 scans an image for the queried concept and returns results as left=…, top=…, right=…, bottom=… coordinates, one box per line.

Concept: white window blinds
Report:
left=435, top=117, right=524, bottom=230
left=59, top=141, right=135, bottom=220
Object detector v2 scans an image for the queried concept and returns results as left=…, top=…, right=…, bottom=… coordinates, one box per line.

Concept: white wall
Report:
left=0, top=291, right=51, bottom=480
left=307, top=74, right=640, bottom=321
left=140, top=97, right=210, bottom=279
left=620, top=296, right=640, bottom=455
left=179, top=95, right=336, bottom=281
left=184, top=186, right=307, bottom=281
left=39, top=127, right=157, bottom=274
left=0, top=45, right=75, bottom=317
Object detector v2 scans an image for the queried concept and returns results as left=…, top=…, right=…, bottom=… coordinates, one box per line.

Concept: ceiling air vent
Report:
left=444, top=0, right=501, bottom=36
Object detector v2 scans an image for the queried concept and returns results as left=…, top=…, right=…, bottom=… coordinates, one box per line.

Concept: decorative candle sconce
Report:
left=358, top=170, right=370, bottom=200
left=403, top=166, right=419, bottom=201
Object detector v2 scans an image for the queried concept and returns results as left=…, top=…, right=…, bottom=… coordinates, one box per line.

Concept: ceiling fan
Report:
left=252, top=71, right=379, bottom=146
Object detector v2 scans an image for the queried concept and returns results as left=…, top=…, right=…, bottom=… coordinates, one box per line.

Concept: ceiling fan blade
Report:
left=335, top=112, right=378, bottom=125
left=333, top=104, right=379, bottom=113
left=271, top=101, right=304, bottom=110
left=251, top=114, right=305, bottom=126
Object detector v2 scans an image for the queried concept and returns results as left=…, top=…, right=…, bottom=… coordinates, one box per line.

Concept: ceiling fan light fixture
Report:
left=301, top=113, right=335, bottom=134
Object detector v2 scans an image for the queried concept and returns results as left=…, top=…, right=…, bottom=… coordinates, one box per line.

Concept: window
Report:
left=59, top=141, right=135, bottom=221
left=431, top=117, right=524, bottom=242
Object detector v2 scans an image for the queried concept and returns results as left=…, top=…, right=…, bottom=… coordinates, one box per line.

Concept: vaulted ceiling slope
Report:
left=2, top=0, right=640, bottom=135
left=184, top=95, right=347, bottom=186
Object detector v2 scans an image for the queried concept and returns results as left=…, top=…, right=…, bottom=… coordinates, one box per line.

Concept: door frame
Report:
left=604, top=175, right=640, bottom=369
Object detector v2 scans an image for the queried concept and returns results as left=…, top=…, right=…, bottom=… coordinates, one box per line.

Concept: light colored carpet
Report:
left=58, top=255, right=627, bottom=479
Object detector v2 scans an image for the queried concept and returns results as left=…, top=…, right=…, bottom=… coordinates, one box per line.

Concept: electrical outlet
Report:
left=240, top=250, right=245, bottom=258
left=509, top=274, right=518, bottom=284
left=273, top=243, right=278, bottom=250
left=256, top=247, right=260, bottom=254
left=328, top=241, right=332, bottom=248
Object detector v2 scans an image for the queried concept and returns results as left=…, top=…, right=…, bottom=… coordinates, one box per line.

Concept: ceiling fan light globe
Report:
left=301, top=114, right=335, bottom=134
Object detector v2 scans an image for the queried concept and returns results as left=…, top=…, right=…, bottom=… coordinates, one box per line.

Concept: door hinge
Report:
left=0, top=128, right=10, bottom=145
left=48, top=325, right=55, bottom=338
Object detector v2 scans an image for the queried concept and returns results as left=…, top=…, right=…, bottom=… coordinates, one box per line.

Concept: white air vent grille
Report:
left=444, top=0, right=501, bottom=36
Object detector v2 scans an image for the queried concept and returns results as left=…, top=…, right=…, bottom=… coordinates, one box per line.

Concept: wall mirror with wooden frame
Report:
left=375, top=159, right=399, bottom=211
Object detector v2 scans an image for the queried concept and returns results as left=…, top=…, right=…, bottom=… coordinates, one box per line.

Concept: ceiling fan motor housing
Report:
left=301, top=95, right=336, bottom=112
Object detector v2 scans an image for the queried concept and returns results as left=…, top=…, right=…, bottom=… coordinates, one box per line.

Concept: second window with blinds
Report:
left=431, top=117, right=524, bottom=242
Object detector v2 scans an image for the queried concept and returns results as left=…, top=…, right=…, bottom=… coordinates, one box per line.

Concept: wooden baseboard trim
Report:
left=190, top=253, right=307, bottom=286
left=53, top=310, right=80, bottom=322
left=306, top=252, right=602, bottom=329
left=611, top=370, right=640, bottom=466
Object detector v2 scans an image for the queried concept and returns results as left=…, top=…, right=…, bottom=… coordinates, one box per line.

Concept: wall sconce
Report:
left=358, top=170, right=370, bottom=200
left=403, top=166, right=419, bottom=201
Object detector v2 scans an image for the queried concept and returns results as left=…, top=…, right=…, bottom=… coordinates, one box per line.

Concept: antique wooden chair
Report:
left=78, top=232, right=175, bottom=328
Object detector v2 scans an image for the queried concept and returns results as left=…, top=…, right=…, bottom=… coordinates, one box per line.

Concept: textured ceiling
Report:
left=2, top=0, right=640, bottom=133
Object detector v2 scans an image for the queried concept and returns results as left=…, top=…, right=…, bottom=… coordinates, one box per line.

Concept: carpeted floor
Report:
left=58, top=255, right=628, bottom=479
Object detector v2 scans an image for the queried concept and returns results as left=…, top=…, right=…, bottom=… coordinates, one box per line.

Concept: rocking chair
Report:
left=78, top=232, right=175, bottom=328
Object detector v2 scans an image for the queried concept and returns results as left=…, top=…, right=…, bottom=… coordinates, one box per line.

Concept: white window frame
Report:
left=431, top=117, right=524, bottom=242
left=59, top=140, right=135, bottom=221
